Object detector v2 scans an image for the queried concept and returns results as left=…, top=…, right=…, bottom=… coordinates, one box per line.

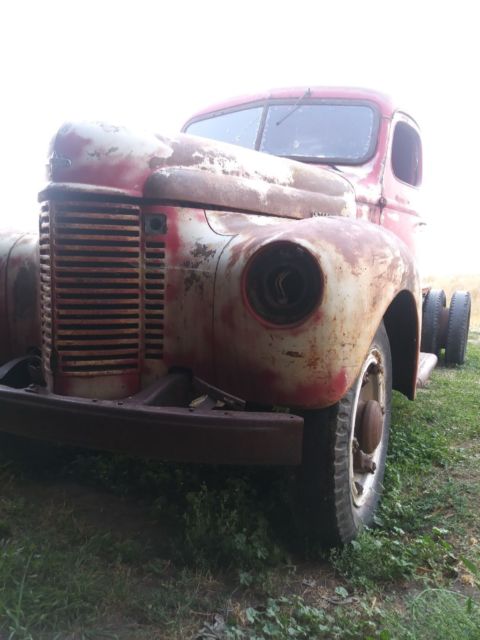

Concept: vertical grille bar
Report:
left=144, top=239, right=165, bottom=359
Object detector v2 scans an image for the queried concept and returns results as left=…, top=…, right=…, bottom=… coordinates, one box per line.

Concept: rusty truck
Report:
left=0, top=87, right=471, bottom=545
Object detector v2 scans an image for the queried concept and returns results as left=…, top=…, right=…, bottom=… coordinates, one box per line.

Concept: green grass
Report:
left=0, top=333, right=479, bottom=638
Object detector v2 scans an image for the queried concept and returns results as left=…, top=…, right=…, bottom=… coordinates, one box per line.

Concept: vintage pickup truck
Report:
left=0, top=87, right=471, bottom=544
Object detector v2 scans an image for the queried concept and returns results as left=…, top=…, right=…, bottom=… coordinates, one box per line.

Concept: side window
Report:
left=391, top=122, right=422, bottom=186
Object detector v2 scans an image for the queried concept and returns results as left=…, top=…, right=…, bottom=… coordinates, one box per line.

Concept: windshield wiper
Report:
left=275, top=88, right=311, bottom=126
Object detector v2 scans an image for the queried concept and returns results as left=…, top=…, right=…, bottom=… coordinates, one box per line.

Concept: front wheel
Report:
left=298, top=323, right=392, bottom=546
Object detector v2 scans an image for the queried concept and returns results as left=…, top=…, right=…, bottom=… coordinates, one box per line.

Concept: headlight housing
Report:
left=244, top=242, right=323, bottom=326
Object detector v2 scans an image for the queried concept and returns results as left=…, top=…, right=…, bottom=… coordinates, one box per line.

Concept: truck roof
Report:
left=185, top=86, right=398, bottom=124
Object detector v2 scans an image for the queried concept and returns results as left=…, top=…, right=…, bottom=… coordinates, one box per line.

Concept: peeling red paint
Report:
left=294, top=369, right=348, bottom=407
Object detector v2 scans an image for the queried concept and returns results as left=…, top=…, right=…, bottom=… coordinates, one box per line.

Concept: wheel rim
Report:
left=349, top=348, right=387, bottom=508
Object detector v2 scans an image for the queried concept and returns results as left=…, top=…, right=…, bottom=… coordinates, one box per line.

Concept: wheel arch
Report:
left=383, top=289, right=419, bottom=400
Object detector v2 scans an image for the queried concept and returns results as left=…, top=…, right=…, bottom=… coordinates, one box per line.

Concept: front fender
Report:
left=0, top=231, right=41, bottom=365
left=210, top=213, right=421, bottom=409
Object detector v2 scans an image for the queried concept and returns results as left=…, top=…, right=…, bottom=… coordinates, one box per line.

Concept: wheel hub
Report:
left=355, top=399, right=383, bottom=454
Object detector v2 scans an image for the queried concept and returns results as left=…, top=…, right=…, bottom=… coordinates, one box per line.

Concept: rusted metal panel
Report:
left=210, top=212, right=421, bottom=409
left=144, top=166, right=354, bottom=219
left=45, top=121, right=356, bottom=219
left=37, top=190, right=420, bottom=409
left=0, top=382, right=303, bottom=465
left=0, top=232, right=41, bottom=364
left=149, top=205, right=233, bottom=384
left=40, top=197, right=233, bottom=400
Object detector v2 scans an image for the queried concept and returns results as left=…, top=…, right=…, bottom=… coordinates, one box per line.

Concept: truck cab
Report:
left=183, top=86, right=423, bottom=256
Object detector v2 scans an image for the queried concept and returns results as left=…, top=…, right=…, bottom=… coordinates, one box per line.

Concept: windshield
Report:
left=261, top=104, right=376, bottom=162
left=185, top=106, right=263, bottom=149
left=184, top=101, right=378, bottom=165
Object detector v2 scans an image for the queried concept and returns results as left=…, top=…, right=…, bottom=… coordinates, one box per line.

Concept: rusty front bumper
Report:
left=0, top=383, right=303, bottom=466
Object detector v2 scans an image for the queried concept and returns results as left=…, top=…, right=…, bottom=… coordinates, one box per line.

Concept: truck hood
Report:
left=44, top=121, right=356, bottom=219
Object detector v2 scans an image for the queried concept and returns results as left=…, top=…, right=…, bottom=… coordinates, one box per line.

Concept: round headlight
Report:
left=244, top=242, right=323, bottom=326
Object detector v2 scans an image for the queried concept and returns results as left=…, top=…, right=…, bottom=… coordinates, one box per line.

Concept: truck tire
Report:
left=445, top=291, right=471, bottom=365
left=298, top=323, right=392, bottom=546
left=421, top=289, right=446, bottom=355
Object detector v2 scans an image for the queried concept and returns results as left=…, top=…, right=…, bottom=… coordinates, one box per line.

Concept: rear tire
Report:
left=421, top=289, right=446, bottom=355
left=298, top=323, right=392, bottom=546
left=445, top=291, right=471, bottom=365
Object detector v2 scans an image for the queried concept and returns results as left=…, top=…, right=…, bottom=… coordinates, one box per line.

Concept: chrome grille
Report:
left=43, top=201, right=141, bottom=376
left=39, top=204, right=53, bottom=373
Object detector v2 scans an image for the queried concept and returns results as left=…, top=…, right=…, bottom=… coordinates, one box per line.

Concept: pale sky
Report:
left=1, top=0, right=479, bottom=275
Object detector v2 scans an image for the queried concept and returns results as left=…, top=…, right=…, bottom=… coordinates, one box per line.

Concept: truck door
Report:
left=380, top=113, right=423, bottom=258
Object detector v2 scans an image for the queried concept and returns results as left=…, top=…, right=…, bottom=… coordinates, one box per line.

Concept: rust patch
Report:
left=192, top=242, right=216, bottom=260
left=184, top=270, right=204, bottom=294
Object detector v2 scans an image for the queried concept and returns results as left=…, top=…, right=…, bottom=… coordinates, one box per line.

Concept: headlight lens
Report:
left=244, top=242, right=323, bottom=325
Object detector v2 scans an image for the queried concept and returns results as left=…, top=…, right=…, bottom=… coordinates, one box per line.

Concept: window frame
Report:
left=390, top=118, right=423, bottom=188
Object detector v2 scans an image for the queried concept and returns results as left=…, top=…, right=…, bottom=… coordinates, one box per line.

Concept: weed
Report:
left=0, top=534, right=130, bottom=638
left=220, top=594, right=383, bottom=639
left=181, top=479, right=284, bottom=583
left=381, top=588, right=480, bottom=639
left=330, top=526, right=457, bottom=588
left=460, top=557, right=480, bottom=589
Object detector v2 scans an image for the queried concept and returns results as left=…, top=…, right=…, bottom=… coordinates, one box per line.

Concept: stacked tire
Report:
left=421, top=289, right=471, bottom=365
